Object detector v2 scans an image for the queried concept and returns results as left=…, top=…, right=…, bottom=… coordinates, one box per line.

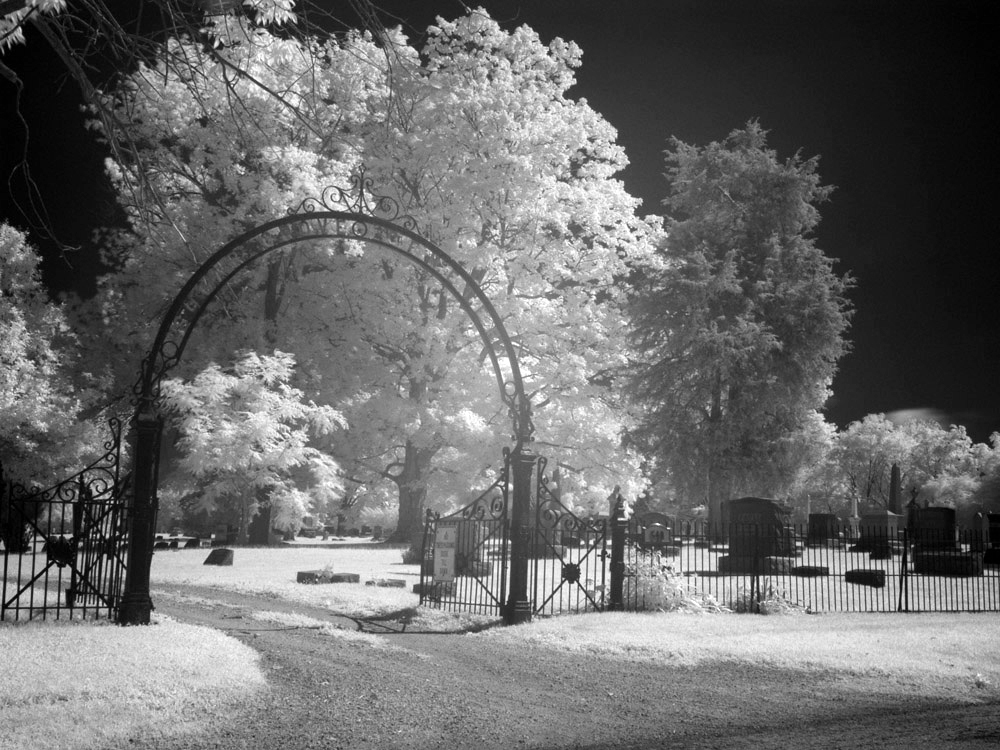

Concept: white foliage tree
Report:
left=0, top=223, right=103, bottom=486
left=161, top=350, right=346, bottom=543
left=95, top=8, right=657, bottom=542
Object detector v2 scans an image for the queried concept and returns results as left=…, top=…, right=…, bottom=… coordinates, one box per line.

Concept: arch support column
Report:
left=117, top=402, right=160, bottom=625
left=504, top=445, right=536, bottom=624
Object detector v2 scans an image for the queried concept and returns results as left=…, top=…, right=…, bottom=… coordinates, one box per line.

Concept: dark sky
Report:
left=2, top=0, right=998, bottom=441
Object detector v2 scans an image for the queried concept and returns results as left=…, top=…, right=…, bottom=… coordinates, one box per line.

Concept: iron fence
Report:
left=624, top=523, right=1000, bottom=613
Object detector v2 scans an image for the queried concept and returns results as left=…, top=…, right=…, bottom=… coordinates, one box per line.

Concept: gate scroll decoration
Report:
left=1, top=419, right=130, bottom=621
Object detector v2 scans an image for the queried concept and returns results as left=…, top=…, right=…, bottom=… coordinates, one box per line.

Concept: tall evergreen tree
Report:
left=628, top=122, right=853, bottom=527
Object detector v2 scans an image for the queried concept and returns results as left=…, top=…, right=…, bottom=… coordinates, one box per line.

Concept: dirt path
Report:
left=125, top=586, right=998, bottom=749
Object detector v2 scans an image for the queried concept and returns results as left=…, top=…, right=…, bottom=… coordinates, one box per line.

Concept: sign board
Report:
left=433, top=522, right=458, bottom=582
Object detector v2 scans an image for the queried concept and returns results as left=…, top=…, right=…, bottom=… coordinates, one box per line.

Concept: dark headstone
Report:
left=913, top=506, right=958, bottom=550
left=183, top=537, right=201, bottom=549
left=203, top=548, right=234, bottom=566
left=988, top=514, right=1000, bottom=548
left=154, top=540, right=170, bottom=550
left=725, top=497, right=793, bottom=558
left=807, top=513, right=838, bottom=545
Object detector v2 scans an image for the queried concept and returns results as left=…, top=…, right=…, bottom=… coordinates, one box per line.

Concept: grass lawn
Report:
left=2, top=545, right=997, bottom=750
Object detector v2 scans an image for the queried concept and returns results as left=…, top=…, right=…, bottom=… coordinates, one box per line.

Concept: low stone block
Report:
left=913, top=552, right=983, bottom=577
left=366, top=578, right=407, bottom=588
left=412, top=581, right=455, bottom=597
left=717, top=556, right=794, bottom=574
left=845, top=569, right=885, bottom=587
left=297, top=569, right=333, bottom=584
left=792, top=565, right=830, bottom=577
left=328, top=573, right=360, bottom=583
left=203, top=548, right=234, bottom=566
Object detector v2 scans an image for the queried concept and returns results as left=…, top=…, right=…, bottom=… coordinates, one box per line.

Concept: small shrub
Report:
left=400, top=545, right=423, bottom=565
left=732, top=577, right=806, bottom=615
left=624, top=546, right=729, bottom=613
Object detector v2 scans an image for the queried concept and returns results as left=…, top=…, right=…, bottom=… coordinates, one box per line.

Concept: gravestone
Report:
left=912, top=506, right=980, bottom=576
left=856, top=509, right=901, bottom=554
left=725, top=497, right=793, bottom=557
left=913, top=506, right=958, bottom=550
left=203, top=548, right=234, bottom=566
left=638, top=512, right=672, bottom=549
left=807, top=513, right=839, bottom=546
left=717, top=497, right=794, bottom=573
left=986, top=513, right=1000, bottom=567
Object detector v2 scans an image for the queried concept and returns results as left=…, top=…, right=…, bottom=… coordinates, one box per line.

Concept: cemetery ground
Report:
left=2, top=545, right=998, bottom=750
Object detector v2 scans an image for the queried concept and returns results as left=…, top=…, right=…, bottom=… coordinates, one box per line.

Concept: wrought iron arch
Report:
left=119, top=175, right=536, bottom=624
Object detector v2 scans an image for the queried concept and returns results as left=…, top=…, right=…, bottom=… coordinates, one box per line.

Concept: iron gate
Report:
left=1, top=419, right=130, bottom=621
left=418, top=450, right=511, bottom=615
left=419, top=452, right=612, bottom=618
left=531, top=457, right=609, bottom=615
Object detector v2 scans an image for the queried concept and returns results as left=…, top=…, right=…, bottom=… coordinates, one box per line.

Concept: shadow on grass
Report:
left=353, top=606, right=504, bottom=635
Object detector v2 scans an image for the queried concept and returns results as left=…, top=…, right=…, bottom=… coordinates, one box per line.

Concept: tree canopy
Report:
left=628, top=122, right=853, bottom=524
left=87, top=9, right=657, bottom=540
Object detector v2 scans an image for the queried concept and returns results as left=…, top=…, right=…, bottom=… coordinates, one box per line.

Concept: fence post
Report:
left=897, top=527, right=909, bottom=612
left=608, top=492, right=627, bottom=611
left=418, top=509, right=435, bottom=605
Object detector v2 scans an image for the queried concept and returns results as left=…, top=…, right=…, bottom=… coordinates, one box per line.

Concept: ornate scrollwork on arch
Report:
left=293, top=170, right=420, bottom=234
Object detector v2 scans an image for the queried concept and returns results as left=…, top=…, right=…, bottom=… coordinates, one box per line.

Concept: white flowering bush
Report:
left=623, top=546, right=729, bottom=613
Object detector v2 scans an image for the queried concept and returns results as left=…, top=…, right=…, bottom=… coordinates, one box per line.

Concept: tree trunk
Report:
left=388, top=440, right=438, bottom=546
left=707, top=368, right=726, bottom=540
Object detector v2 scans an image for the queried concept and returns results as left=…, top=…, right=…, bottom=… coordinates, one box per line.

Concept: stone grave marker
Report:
left=807, top=513, right=838, bottom=546
left=203, top=548, right=234, bottom=566
left=913, top=506, right=958, bottom=549
left=857, top=508, right=901, bottom=556
left=718, top=497, right=794, bottom=573
left=986, top=513, right=1000, bottom=566
left=912, top=506, right=981, bottom=576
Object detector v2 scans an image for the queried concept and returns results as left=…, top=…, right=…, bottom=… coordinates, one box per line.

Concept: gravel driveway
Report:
left=123, top=585, right=998, bottom=749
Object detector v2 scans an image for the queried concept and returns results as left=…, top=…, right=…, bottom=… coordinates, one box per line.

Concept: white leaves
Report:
left=161, top=350, right=346, bottom=520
